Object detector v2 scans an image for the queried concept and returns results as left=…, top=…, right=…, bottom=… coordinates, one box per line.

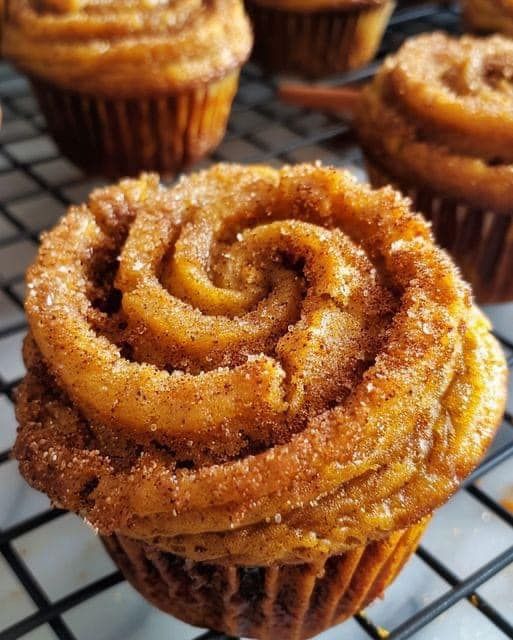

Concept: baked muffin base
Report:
left=246, top=1, right=394, bottom=77
left=366, top=159, right=513, bottom=304
left=30, top=72, right=239, bottom=178
left=103, top=518, right=428, bottom=640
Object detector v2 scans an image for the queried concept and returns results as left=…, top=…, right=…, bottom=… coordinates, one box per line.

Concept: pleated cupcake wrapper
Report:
left=102, top=518, right=428, bottom=640
left=30, top=72, right=239, bottom=178
left=366, top=160, right=513, bottom=304
left=245, top=1, right=394, bottom=76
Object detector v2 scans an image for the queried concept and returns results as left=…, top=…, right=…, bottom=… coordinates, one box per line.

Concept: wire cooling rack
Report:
left=1, top=3, right=513, bottom=639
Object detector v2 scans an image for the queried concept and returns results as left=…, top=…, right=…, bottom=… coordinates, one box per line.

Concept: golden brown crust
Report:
left=355, top=32, right=513, bottom=214
left=14, top=164, right=507, bottom=565
left=2, top=0, right=253, bottom=95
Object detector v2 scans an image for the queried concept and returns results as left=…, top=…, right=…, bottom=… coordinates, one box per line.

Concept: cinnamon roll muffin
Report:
left=14, top=164, right=506, bottom=639
left=355, top=32, right=513, bottom=303
left=246, top=0, right=394, bottom=76
left=1, top=0, right=252, bottom=177
left=462, top=0, right=513, bottom=36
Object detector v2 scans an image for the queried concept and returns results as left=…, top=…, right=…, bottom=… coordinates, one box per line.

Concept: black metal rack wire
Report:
left=0, top=3, right=512, bottom=639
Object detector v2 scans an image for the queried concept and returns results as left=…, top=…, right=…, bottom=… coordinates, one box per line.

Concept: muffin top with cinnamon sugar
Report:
left=356, top=32, right=513, bottom=213
left=2, top=0, right=253, bottom=95
left=14, top=163, right=506, bottom=565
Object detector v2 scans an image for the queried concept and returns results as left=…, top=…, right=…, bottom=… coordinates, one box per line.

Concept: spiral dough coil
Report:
left=15, top=163, right=506, bottom=565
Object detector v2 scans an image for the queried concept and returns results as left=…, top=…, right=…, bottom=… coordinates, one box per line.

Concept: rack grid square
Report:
left=1, top=3, right=512, bottom=639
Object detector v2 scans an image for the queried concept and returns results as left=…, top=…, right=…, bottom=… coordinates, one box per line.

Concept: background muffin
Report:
left=355, top=32, right=513, bottom=303
left=246, top=0, right=394, bottom=76
left=14, top=163, right=506, bottom=639
left=2, top=0, right=252, bottom=177
left=462, top=0, right=513, bottom=36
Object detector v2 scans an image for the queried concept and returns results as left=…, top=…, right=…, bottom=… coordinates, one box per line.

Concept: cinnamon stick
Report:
left=278, top=82, right=361, bottom=118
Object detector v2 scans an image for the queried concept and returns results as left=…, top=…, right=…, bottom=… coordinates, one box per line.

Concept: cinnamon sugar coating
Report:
left=2, top=0, right=252, bottom=95
left=355, top=32, right=513, bottom=214
left=14, top=164, right=506, bottom=565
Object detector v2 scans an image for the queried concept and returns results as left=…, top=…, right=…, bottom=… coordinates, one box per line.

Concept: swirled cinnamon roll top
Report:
left=2, top=0, right=252, bottom=95
left=15, top=164, right=506, bottom=565
left=356, top=32, right=513, bottom=213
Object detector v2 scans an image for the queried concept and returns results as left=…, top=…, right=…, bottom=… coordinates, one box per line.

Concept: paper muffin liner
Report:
left=102, top=518, right=427, bottom=640
left=366, top=160, right=513, bottom=304
left=29, top=72, right=240, bottom=178
left=245, top=1, right=394, bottom=76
